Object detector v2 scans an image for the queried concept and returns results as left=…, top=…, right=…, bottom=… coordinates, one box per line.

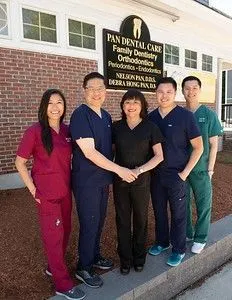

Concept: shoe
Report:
left=186, top=237, right=193, bottom=242
left=134, top=264, right=144, bottom=272
left=167, top=252, right=185, bottom=267
left=56, top=286, right=86, bottom=300
left=45, top=268, right=52, bottom=276
left=191, top=242, right=206, bottom=254
left=75, top=269, right=103, bottom=288
left=120, top=265, right=130, bottom=275
left=148, top=244, right=170, bottom=256
left=93, top=255, right=114, bottom=270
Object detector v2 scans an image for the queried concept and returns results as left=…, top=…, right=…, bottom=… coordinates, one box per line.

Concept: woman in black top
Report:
left=113, top=89, right=164, bottom=275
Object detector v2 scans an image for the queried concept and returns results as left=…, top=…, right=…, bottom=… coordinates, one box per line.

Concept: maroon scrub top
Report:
left=17, top=122, right=72, bottom=200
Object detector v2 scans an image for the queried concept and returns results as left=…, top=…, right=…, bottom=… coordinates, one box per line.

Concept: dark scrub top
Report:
left=17, top=122, right=72, bottom=200
left=148, top=105, right=201, bottom=172
left=70, top=104, right=113, bottom=187
left=191, top=105, right=223, bottom=172
left=112, top=118, right=163, bottom=186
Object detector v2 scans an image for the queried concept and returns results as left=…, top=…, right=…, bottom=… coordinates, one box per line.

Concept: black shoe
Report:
left=120, top=265, right=130, bottom=275
left=75, top=269, right=103, bottom=288
left=93, top=255, right=114, bottom=270
left=134, top=264, right=144, bottom=272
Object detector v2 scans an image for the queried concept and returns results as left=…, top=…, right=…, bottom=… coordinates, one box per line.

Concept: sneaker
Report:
left=93, top=255, right=114, bottom=270
left=45, top=269, right=52, bottom=276
left=56, top=286, right=86, bottom=300
left=167, top=252, right=185, bottom=267
left=75, top=269, right=103, bottom=288
left=148, top=244, right=170, bottom=256
left=191, top=242, right=206, bottom=254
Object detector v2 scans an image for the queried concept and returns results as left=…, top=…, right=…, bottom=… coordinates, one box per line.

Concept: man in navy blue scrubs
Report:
left=70, top=72, right=137, bottom=288
left=148, top=77, right=203, bottom=267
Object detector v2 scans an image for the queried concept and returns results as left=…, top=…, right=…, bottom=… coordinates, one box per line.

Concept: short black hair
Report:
left=120, top=89, right=148, bottom=120
left=83, top=72, right=105, bottom=88
left=155, top=77, right=177, bottom=91
left=181, top=76, right=202, bottom=89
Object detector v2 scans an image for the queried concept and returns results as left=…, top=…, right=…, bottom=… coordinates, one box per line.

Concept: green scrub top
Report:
left=192, top=105, right=223, bottom=172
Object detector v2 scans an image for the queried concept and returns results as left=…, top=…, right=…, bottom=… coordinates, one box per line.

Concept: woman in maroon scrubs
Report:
left=15, top=89, right=85, bottom=300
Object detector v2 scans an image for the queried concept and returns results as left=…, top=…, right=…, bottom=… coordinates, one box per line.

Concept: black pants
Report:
left=150, top=171, right=187, bottom=254
left=113, top=182, right=150, bottom=267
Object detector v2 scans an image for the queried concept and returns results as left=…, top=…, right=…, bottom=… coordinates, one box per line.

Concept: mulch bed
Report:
left=1, top=159, right=232, bottom=300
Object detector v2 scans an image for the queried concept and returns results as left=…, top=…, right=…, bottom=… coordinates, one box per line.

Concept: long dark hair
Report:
left=38, top=89, right=66, bottom=155
left=120, top=89, right=148, bottom=120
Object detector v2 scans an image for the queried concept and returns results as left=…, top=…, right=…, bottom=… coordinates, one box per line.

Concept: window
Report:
left=165, top=44, right=179, bottom=65
left=68, top=19, right=95, bottom=50
left=0, top=2, right=8, bottom=36
left=202, top=54, right=212, bottom=72
left=22, top=8, right=57, bottom=43
left=185, top=49, right=197, bottom=69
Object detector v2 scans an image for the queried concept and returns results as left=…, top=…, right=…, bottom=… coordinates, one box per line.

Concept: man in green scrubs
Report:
left=182, top=76, right=223, bottom=254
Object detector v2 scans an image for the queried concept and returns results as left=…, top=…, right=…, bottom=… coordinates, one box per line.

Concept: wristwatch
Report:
left=138, top=167, right=144, bottom=174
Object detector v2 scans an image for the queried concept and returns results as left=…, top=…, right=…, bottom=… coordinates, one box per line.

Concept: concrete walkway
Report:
left=176, top=261, right=232, bottom=300
left=50, top=215, right=232, bottom=300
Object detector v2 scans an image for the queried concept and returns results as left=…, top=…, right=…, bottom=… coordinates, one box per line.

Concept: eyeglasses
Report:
left=85, top=86, right=106, bottom=93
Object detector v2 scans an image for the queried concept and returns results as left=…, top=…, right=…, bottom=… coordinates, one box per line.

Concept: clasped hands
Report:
left=118, top=167, right=141, bottom=183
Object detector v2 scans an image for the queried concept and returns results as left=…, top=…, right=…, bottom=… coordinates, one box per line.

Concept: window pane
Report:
left=206, top=64, right=212, bottom=72
left=165, top=54, right=172, bottom=64
left=0, top=21, right=7, bottom=35
left=69, top=19, right=81, bottom=34
left=23, top=24, right=39, bottom=40
left=207, top=56, right=212, bottom=63
left=40, top=12, right=56, bottom=29
left=202, top=54, right=206, bottom=62
left=172, top=55, right=179, bottom=65
left=185, top=59, right=190, bottom=68
left=202, top=62, right=206, bottom=70
left=165, top=44, right=171, bottom=54
left=191, top=51, right=197, bottom=60
left=227, top=70, right=232, bottom=99
left=69, top=33, right=82, bottom=47
left=185, top=49, right=190, bottom=58
left=41, top=28, right=57, bottom=42
left=172, top=46, right=179, bottom=56
left=191, top=60, right=197, bottom=69
left=83, top=36, right=95, bottom=49
left=22, top=8, right=39, bottom=25
left=83, top=22, right=95, bottom=37
left=0, top=3, right=7, bottom=19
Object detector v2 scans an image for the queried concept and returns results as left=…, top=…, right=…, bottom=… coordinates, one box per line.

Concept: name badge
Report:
left=198, top=117, right=205, bottom=123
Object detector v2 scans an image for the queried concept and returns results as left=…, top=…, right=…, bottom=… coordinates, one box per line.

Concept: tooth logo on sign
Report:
left=133, top=18, right=142, bottom=39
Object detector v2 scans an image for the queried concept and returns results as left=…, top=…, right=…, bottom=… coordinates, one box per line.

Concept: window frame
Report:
left=21, top=5, right=59, bottom=46
left=185, top=49, right=197, bottom=69
left=202, top=53, right=213, bottom=72
left=0, top=0, right=10, bottom=39
left=164, top=43, right=179, bottom=66
left=66, top=15, right=96, bottom=51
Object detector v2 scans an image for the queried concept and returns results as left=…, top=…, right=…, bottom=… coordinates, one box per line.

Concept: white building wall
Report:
left=1, top=0, right=232, bottom=70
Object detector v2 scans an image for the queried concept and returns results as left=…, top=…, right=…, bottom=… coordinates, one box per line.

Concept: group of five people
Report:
left=15, top=72, right=223, bottom=300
